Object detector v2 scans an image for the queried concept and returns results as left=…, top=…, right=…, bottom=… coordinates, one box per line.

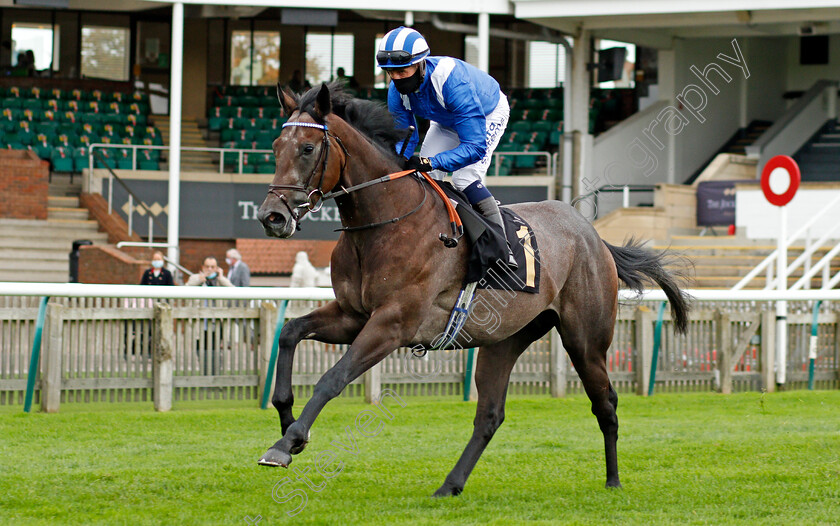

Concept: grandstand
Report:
left=0, top=1, right=838, bottom=288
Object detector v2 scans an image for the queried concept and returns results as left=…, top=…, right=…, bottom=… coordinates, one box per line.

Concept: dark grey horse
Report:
left=256, top=83, right=689, bottom=496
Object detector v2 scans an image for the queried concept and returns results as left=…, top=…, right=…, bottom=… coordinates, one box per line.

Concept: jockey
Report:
left=377, top=26, right=517, bottom=268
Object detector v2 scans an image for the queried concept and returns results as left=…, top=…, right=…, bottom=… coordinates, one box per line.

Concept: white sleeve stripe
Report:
left=430, top=58, right=457, bottom=109
left=401, top=94, right=411, bottom=111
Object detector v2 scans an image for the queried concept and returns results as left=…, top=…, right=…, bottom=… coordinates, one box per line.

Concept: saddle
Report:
left=436, top=182, right=540, bottom=294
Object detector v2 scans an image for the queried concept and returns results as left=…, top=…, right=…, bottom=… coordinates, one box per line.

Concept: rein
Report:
left=266, top=119, right=463, bottom=244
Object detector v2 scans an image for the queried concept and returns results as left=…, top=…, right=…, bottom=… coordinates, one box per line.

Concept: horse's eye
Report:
left=303, top=144, right=315, bottom=154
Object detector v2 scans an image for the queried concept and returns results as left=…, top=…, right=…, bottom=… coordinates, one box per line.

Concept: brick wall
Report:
left=78, top=245, right=147, bottom=284
left=0, top=150, right=48, bottom=220
left=79, top=192, right=142, bottom=245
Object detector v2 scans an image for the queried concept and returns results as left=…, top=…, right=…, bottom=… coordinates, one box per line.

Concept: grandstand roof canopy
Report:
left=514, top=1, right=840, bottom=48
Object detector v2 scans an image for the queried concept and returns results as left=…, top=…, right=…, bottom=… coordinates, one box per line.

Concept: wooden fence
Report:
left=1, top=297, right=838, bottom=411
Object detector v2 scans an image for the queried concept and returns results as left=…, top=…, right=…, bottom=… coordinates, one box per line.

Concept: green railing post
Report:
left=463, top=348, right=476, bottom=401
left=24, top=296, right=49, bottom=413
left=261, top=300, right=289, bottom=410
left=648, top=301, right=667, bottom=396
left=808, top=300, right=821, bottom=390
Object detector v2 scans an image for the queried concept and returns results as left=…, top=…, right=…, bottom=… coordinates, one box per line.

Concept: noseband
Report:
left=267, top=120, right=349, bottom=219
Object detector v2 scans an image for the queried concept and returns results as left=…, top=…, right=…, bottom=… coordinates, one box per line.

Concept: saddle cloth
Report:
left=437, top=182, right=540, bottom=294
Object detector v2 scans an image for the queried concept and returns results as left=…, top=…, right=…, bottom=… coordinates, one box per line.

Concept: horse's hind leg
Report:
left=558, top=307, right=621, bottom=488
left=434, top=312, right=554, bottom=497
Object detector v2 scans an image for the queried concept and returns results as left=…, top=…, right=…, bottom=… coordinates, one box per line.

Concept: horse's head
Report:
left=258, top=83, right=347, bottom=238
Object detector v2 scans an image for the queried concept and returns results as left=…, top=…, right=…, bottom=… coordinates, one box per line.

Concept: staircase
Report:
left=0, top=180, right=108, bottom=283
left=658, top=235, right=840, bottom=289
left=794, top=120, right=840, bottom=182
left=154, top=117, right=217, bottom=172
left=723, top=121, right=772, bottom=156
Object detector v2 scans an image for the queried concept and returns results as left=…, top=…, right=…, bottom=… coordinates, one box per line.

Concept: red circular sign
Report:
left=761, top=155, right=800, bottom=207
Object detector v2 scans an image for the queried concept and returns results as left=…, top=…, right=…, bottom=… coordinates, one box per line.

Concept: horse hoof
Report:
left=258, top=448, right=292, bottom=468
left=606, top=480, right=622, bottom=489
left=432, top=485, right=462, bottom=498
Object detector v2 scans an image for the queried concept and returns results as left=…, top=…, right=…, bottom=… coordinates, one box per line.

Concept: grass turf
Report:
left=0, top=391, right=838, bottom=525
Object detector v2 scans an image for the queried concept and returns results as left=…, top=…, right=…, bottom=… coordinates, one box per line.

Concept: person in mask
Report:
left=225, top=248, right=250, bottom=287
left=140, top=251, right=174, bottom=285
left=186, top=256, right=233, bottom=287
left=377, top=25, right=516, bottom=268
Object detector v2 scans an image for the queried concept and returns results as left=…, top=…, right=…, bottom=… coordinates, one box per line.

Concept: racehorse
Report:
left=256, top=83, right=689, bottom=496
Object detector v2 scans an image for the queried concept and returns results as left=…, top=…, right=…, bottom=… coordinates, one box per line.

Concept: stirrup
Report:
left=507, top=245, right=519, bottom=269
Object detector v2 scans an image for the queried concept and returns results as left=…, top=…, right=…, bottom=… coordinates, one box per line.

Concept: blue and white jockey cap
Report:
left=376, top=26, right=430, bottom=69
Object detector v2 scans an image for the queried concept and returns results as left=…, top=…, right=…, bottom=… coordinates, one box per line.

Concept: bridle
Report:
left=265, top=115, right=463, bottom=244
left=267, top=119, right=349, bottom=220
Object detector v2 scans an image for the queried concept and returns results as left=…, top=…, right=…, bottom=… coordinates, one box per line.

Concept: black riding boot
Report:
left=475, top=196, right=518, bottom=269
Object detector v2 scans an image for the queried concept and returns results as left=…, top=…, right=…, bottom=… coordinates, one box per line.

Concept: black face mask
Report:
left=392, top=65, right=425, bottom=95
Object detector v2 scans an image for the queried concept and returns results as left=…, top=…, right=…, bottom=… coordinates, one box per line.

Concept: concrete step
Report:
left=0, top=234, right=108, bottom=249
left=47, top=195, right=79, bottom=208
left=0, top=258, right=68, bottom=272
left=47, top=207, right=90, bottom=220
left=4, top=247, right=74, bottom=260
left=0, top=218, right=101, bottom=232
left=0, top=269, right=70, bottom=283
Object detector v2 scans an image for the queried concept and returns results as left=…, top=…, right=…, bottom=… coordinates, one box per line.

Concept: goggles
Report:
left=376, top=49, right=417, bottom=68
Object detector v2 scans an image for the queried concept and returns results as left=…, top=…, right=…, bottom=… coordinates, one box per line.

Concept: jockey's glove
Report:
left=405, top=155, right=434, bottom=173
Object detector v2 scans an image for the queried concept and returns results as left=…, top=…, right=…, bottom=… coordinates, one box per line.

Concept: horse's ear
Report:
left=276, top=83, right=297, bottom=117
left=313, top=83, right=331, bottom=118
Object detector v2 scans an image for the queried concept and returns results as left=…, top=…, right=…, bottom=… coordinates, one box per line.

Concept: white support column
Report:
left=477, top=13, right=490, bottom=73
left=571, top=30, right=592, bottom=199
left=167, top=1, right=184, bottom=267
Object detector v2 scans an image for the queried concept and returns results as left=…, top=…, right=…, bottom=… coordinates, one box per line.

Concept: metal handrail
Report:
left=571, top=183, right=657, bottom=220
left=732, top=192, right=840, bottom=290
left=491, top=150, right=553, bottom=177
left=115, top=241, right=193, bottom=277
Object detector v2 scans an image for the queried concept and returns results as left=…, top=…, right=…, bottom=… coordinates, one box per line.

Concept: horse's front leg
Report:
left=259, top=305, right=408, bottom=468
left=271, top=301, right=365, bottom=436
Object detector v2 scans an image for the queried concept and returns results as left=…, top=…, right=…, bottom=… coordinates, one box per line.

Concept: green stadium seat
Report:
left=550, top=130, right=564, bottom=146
left=23, top=99, right=42, bottom=111
left=51, top=147, right=75, bottom=172
left=239, top=96, right=259, bottom=107
left=509, top=121, right=532, bottom=134
left=514, top=144, right=538, bottom=169
left=48, top=88, right=64, bottom=100
left=531, top=120, right=553, bottom=134
left=233, top=129, right=255, bottom=142
left=32, top=139, right=52, bottom=160
left=2, top=98, right=23, bottom=110
left=528, top=131, right=548, bottom=148
left=235, top=139, right=257, bottom=150
left=138, top=159, right=159, bottom=171
left=220, top=128, right=237, bottom=142
left=539, top=109, right=562, bottom=122
left=509, top=109, right=525, bottom=122
left=522, top=109, right=541, bottom=122
left=488, top=155, right=513, bottom=176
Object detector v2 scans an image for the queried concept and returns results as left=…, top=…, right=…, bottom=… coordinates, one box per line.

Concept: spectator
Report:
left=140, top=251, right=174, bottom=285
left=186, top=256, right=231, bottom=376
left=335, top=67, right=359, bottom=91
left=226, top=248, right=250, bottom=287
left=186, top=257, right=233, bottom=287
left=287, top=69, right=311, bottom=94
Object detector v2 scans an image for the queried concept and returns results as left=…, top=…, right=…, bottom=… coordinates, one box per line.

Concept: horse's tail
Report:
left=604, top=238, right=690, bottom=334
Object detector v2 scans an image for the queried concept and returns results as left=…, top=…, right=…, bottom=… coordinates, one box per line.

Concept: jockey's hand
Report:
left=405, top=155, right=433, bottom=173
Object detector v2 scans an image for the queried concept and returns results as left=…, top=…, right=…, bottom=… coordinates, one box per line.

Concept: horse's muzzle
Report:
left=257, top=205, right=296, bottom=238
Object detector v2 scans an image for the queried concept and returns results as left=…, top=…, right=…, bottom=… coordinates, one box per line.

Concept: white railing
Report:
left=745, top=79, right=839, bottom=175
left=7, top=281, right=840, bottom=303
left=732, top=192, right=840, bottom=291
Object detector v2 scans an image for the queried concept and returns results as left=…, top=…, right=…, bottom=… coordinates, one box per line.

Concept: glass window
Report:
left=306, top=32, right=353, bottom=86
left=230, top=30, right=280, bottom=86
left=527, top=40, right=570, bottom=89
left=81, top=26, right=129, bottom=81
left=11, top=23, right=59, bottom=71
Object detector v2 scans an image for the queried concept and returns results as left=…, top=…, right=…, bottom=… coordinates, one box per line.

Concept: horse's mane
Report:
left=296, top=82, right=404, bottom=161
